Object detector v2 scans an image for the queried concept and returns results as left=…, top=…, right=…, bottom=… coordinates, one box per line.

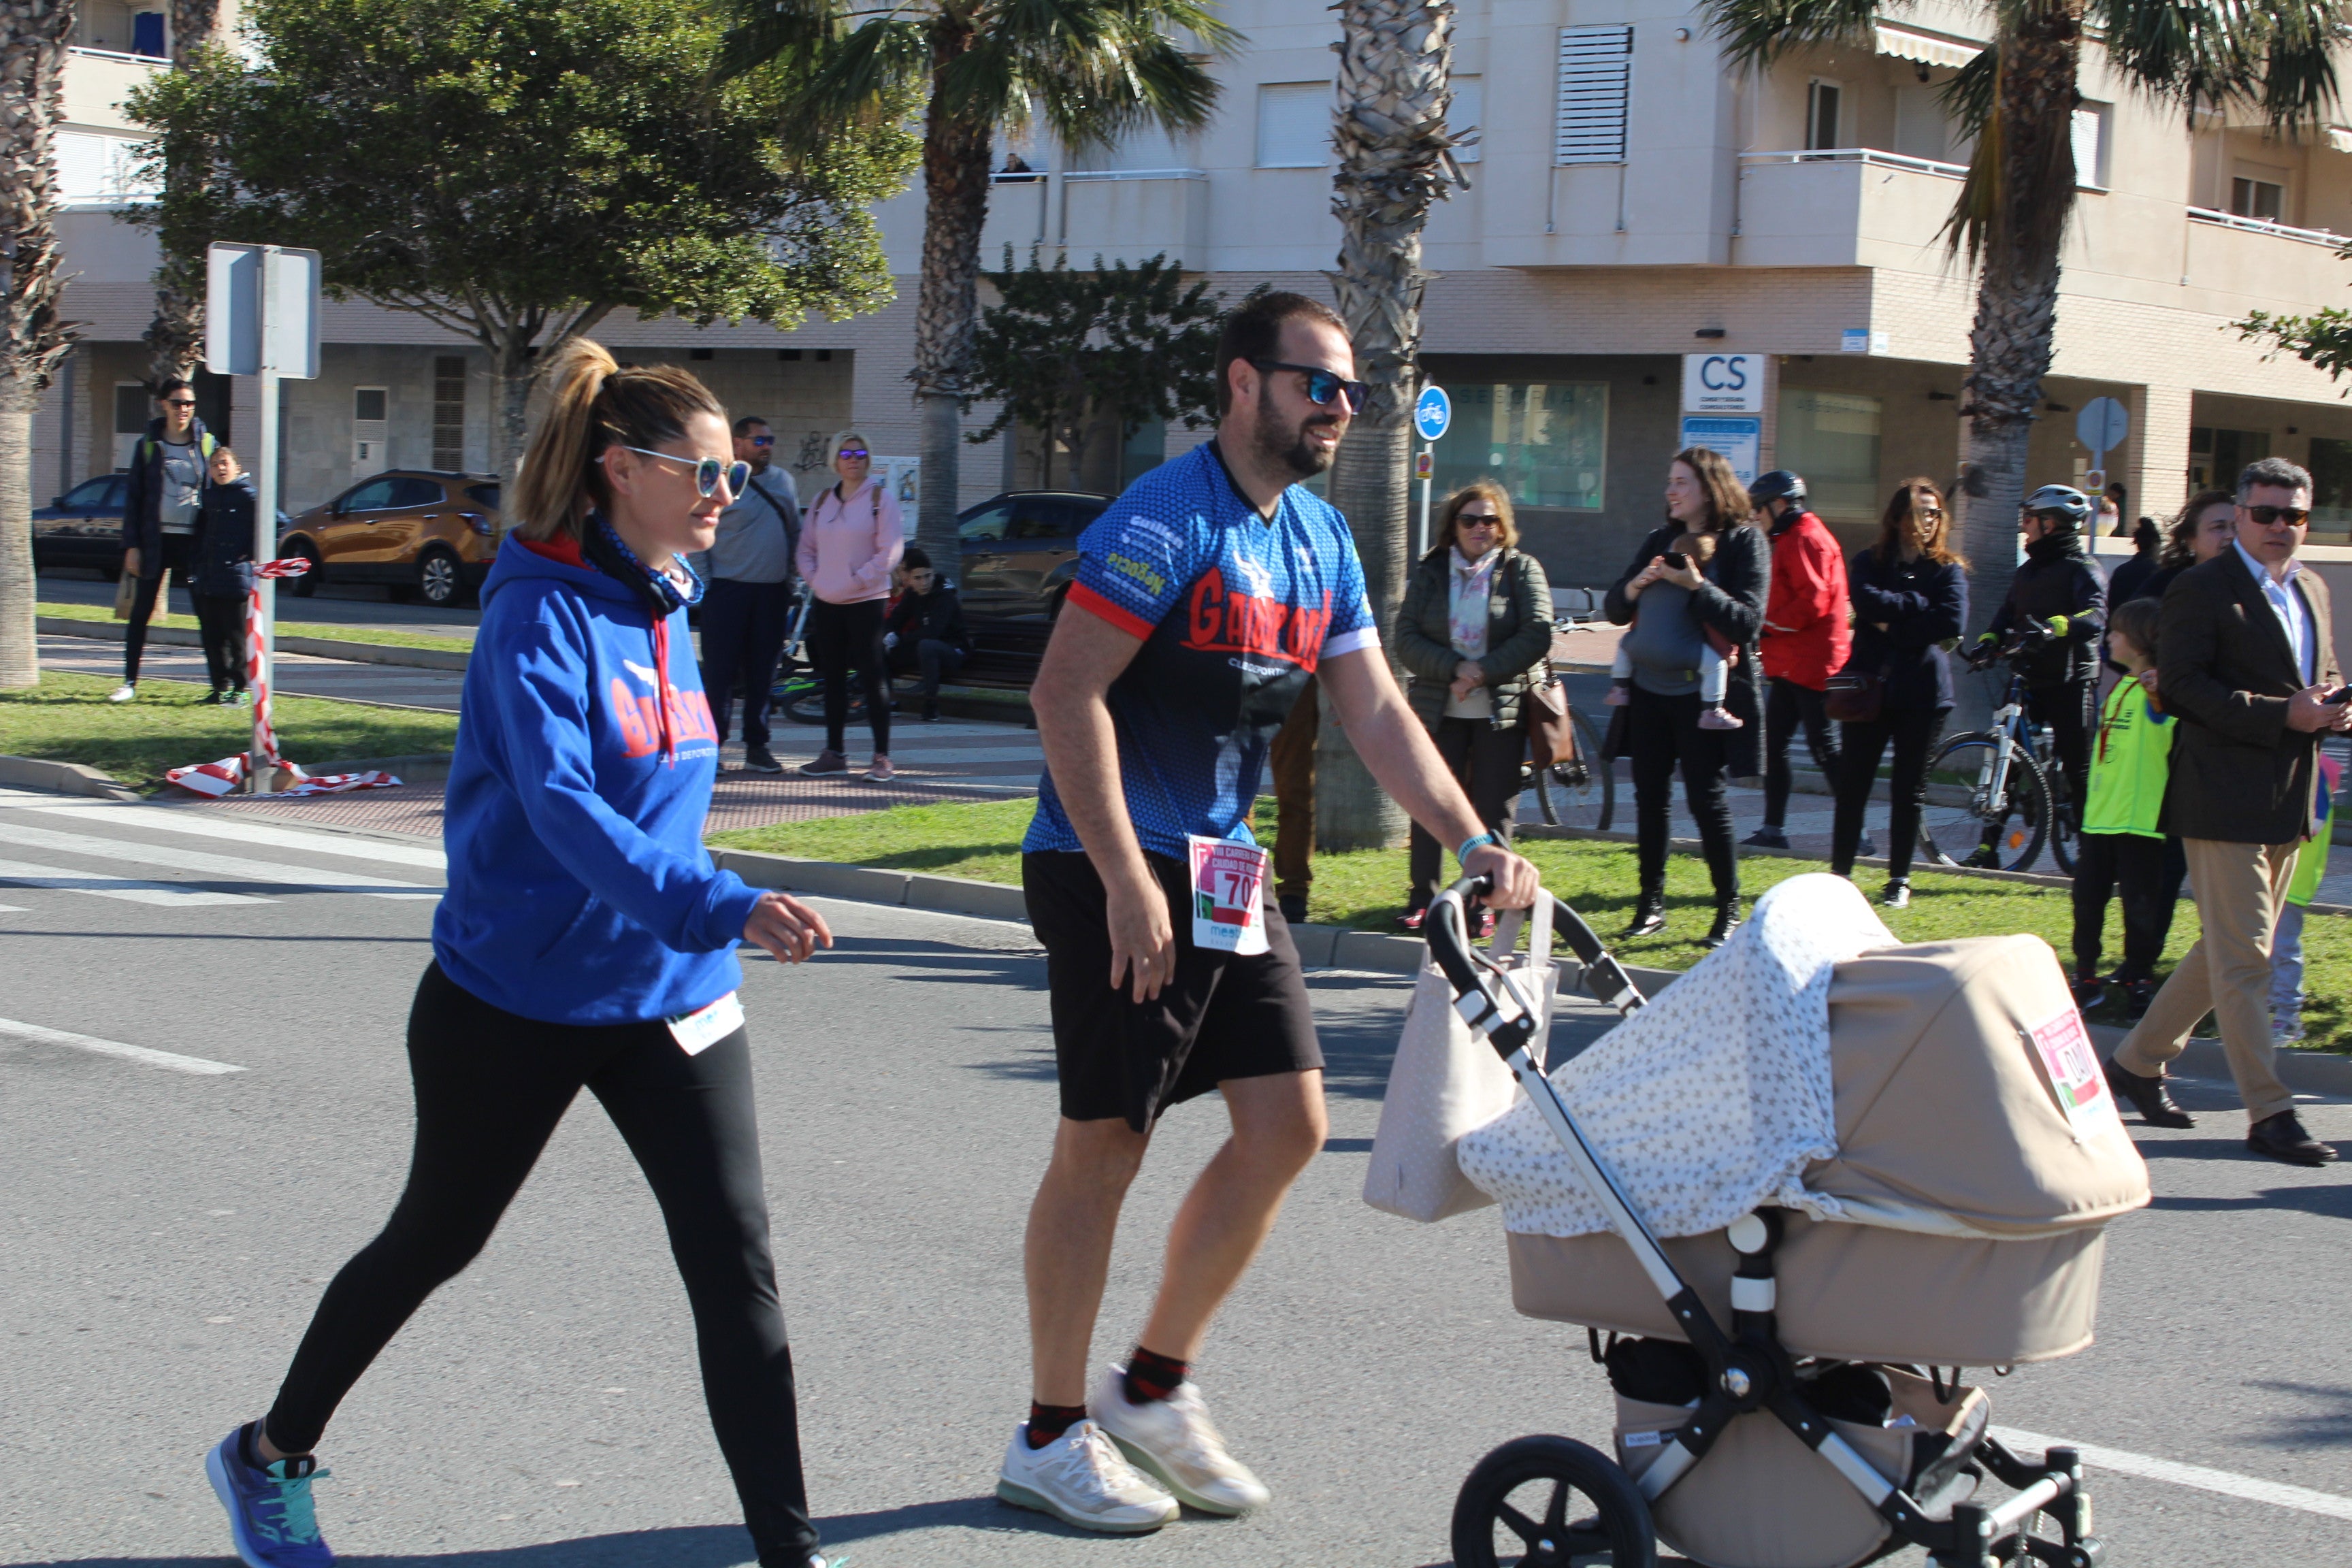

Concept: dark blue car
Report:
left=32, top=474, right=129, bottom=578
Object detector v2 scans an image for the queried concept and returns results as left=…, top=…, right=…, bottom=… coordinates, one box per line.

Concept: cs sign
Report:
left=1682, top=353, right=1765, bottom=414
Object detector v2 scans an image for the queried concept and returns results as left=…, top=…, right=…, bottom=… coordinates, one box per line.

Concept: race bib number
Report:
left=666, top=991, right=745, bottom=1056
left=1187, top=834, right=1269, bottom=956
left=2024, top=1006, right=2119, bottom=1139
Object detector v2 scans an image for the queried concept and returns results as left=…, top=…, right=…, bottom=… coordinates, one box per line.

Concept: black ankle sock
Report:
left=1122, top=1345, right=1189, bottom=1405
left=238, top=1422, right=267, bottom=1470
left=1027, top=1402, right=1088, bottom=1449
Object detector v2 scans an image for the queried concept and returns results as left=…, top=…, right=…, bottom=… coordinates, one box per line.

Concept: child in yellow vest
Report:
left=2069, top=597, right=2176, bottom=1011
left=2270, top=755, right=2336, bottom=1043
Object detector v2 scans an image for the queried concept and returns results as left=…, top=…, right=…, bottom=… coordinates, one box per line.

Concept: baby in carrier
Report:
left=1605, top=527, right=1744, bottom=730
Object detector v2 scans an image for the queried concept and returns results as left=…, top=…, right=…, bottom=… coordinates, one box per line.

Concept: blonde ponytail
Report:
left=510, top=338, right=726, bottom=542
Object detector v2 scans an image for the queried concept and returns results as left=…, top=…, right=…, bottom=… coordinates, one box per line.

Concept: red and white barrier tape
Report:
left=165, top=755, right=404, bottom=798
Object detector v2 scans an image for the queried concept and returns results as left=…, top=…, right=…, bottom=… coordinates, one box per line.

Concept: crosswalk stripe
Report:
left=0, top=1015, right=244, bottom=1075
left=0, top=821, right=439, bottom=898
left=13, top=801, right=447, bottom=870
left=0, top=857, right=270, bottom=907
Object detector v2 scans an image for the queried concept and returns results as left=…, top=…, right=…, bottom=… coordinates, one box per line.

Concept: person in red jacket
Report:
left=1743, top=471, right=1852, bottom=849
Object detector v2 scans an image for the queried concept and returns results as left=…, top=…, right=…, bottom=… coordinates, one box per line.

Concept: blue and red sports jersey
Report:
left=1024, top=441, right=1379, bottom=861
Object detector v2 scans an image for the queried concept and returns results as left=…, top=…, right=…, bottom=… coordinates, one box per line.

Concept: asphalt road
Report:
left=37, top=570, right=485, bottom=646
left=1, top=787, right=2349, bottom=1567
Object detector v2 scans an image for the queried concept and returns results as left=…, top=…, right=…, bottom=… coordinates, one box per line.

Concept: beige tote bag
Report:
left=1364, top=895, right=1558, bottom=1222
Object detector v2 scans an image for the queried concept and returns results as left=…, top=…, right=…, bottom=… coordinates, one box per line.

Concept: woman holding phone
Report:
left=796, top=431, right=903, bottom=780
left=203, top=339, right=844, bottom=1568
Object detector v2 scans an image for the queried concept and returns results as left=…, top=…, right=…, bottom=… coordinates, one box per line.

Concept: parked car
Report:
left=31, top=474, right=130, bottom=577
left=956, top=490, right=1109, bottom=630
left=280, top=470, right=502, bottom=608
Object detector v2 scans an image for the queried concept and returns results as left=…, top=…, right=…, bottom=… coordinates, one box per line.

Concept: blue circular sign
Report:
left=1414, top=385, right=1452, bottom=443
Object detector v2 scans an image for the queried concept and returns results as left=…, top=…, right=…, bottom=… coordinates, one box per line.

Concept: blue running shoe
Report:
left=206, top=1424, right=334, bottom=1567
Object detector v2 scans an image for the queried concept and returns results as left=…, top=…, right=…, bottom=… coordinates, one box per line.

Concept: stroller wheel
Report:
left=1452, top=1435, right=1656, bottom=1568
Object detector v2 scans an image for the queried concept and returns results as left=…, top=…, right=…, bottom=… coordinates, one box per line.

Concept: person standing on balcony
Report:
left=693, top=416, right=801, bottom=774
left=796, top=431, right=902, bottom=781
left=112, top=378, right=216, bottom=703
left=1741, top=470, right=1849, bottom=853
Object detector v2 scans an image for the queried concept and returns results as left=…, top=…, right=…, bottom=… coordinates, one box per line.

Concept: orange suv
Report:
left=280, top=470, right=502, bottom=608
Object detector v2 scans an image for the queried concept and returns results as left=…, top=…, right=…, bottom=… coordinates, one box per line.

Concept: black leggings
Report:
left=2070, top=830, right=2174, bottom=981
left=122, top=534, right=197, bottom=683
left=192, top=591, right=247, bottom=693
left=264, top=964, right=817, bottom=1565
left=806, top=597, right=890, bottom=756
left=1761, top=676, right=1839, bottom=829
left=1832, top=705, right=1948, bottom=881
left=1627, top=685, right=1737, bottom=901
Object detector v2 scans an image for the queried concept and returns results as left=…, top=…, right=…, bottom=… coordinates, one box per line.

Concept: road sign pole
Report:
left=249, top=365, right=278, bottom=792
left=1417, top=446, right=1432, bottom=558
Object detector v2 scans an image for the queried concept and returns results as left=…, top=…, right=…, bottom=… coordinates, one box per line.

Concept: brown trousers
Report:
left=2113, top=836, right=2299, bottom=1124
left=1269, top=677, right=1318, bottom=900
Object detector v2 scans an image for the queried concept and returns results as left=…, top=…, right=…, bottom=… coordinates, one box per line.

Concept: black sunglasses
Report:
left=162, top=399, right=197, bottom=409
left=1248, top=359, right=1368, bottom=413
left=2247, top=505, right=2311, bottom=527
left=838, top=447, right=870, bottom=461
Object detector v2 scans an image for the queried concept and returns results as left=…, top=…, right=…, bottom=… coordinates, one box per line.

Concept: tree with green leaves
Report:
left=2240, top=303, right=2352, bottom=389
left=962, top=247, right=1234, bottom=489
left=719, top=0, right=1234, bottom=571
left=127, top=0, right=918, bottom=480
left=1703, top=0, right=2345, bottom=627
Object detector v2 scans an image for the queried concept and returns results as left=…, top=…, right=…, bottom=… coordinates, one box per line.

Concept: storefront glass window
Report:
left=2307, top=436, right=2352, bottom=541
left=1776, top=389, right=1882, bottom=522
left=1431, top=382, right=1608, bottom=511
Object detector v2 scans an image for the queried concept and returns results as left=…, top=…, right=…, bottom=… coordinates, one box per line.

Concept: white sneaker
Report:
left=1090, top=1363, right=1271, bottom=1516
left=108, top=683, right=137, bottom=704
left=996, top=1418, right=1177, bottom=1533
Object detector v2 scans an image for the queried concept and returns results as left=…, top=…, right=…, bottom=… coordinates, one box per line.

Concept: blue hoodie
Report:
left=431, top=525, right=762, bottom=1026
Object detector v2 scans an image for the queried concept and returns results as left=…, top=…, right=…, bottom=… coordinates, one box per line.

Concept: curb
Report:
left=38, top=616, right=469, bottom=671
left=0, top=754, right=137, bottom=800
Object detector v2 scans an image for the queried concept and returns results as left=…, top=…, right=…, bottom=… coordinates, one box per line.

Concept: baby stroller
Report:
left=1416, top=872, right=2149, bottom=1568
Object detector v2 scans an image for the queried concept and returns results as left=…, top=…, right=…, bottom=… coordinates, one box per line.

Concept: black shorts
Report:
left=1024, top=850, right=1323, bottom=1131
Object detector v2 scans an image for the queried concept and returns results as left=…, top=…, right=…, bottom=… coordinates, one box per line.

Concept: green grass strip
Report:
left=39, top=600, right=472, bottom=655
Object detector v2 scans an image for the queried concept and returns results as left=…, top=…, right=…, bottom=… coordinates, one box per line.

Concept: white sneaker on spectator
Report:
left=108, top=683, right=137, bottom=703
left=996, top=1419, right=1177, bottom=1533
left=1090, top=1364, right=1271, bottom=1516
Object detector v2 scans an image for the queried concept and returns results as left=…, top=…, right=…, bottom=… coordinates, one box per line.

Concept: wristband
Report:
left=1458, top=831, right=1500, bottom=864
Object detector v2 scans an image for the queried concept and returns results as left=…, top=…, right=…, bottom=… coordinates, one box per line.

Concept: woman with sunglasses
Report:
left=1392, top=478, right=1553, bottom=926
left=796, top=431, right=903, bottom=780
left=111, top=378, right=216, bottom=702
left=203, top=338, right=845, bottom=1568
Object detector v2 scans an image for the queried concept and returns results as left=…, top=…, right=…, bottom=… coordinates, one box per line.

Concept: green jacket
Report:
left=2288, top=759, right=2338, bottom=906
left=1395, top=545, right=1553, bottom=730
left=2081, top=675, right=2175, bottom=839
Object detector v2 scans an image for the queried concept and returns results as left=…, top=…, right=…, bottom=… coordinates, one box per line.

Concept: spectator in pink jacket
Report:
left=796, top=431, right=904, bottom=780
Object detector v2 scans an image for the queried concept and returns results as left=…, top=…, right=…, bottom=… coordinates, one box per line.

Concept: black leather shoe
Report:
left=2247, top=1110, right=2338, bottom=1166
left=2104, top=1056, right=2193, bottom=1128
left=1743, top=826, right=1790, bottom=849
left=1623, top=890, right=1666, bottom=938
left=1701, top=897, right=1742, bottom=948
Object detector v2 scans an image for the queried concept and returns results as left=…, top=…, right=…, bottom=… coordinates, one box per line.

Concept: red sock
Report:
left=1123, top=1345, right=1189, bottom=1405
left=1026, top=1402, right=1088, bottom=1449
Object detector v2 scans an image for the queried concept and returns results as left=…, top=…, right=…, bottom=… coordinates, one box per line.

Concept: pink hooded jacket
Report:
left=796, top=477, right=903, bottom=605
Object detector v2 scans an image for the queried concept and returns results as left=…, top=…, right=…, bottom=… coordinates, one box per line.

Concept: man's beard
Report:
left=1252, top=402, right=1343, bottom=481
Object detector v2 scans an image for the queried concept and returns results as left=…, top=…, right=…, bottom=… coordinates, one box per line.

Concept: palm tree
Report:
left=1316, top=0, right=1466, bottom=849
left=721, top=0, right=1233, bottom=570
left=1702, top=0, right=2345, bottom=626
left=141, top=0, right=223, bottom=389
left=0, top=0, right=79, bottom=690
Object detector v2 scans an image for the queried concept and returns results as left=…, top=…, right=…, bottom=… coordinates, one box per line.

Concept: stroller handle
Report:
left=1430, top=876, right=1647, bottom=1023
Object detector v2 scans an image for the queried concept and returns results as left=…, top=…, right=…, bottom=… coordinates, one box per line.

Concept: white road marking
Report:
left=0, top=1016, right=244, bottom=1075
left=0, top=857, right=270, bottom=907
left=0, top=821, right=438, bottom=898
left=0, top=903, right=27, bottom=913
left=1991, top=1426, right=2352, bottom=1522
left=14, top=800, right=446, bottom=870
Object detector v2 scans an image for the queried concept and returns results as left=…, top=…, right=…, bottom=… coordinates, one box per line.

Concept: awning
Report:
left=1875, top=24, right=1983, bottom=71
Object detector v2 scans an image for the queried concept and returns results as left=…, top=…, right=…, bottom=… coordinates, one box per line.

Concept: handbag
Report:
left=1364, top=896, right=1558, bottom=1221
left=1522, top=658, right=1575, bottom=766
left=1823, top=666, right=1884, bottom=724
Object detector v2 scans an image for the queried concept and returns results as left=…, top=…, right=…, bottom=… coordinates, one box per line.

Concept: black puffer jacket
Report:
left=1987, top=527, right=2106, bottom=685
left=1604, top=521, right=1770, bottom=779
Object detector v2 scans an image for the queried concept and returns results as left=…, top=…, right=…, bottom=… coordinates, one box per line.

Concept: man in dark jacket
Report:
left=1970, top=484, right=2106, bottom=842
left=2107, top=457, right=2347, bottom=1166
left=114, top=378, right=216, bottom=702
left=882, top=546, right=970, bottom=721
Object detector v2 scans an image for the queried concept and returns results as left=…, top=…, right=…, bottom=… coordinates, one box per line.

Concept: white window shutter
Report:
left=1257, top=82, right=1332, bottom=169
left=1450, top=77, right=1483, bottom=163
left=2072, top=104, right=2105, bottom=188
left=1556, top=26, right=1633, bottom=165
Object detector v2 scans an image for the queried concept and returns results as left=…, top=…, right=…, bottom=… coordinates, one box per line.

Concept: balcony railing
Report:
left=69, top=44, right=166, bottom=65
left=1739, top=148, right=1970, bottom=180
left=2186, top=206, right=2345, bottom=249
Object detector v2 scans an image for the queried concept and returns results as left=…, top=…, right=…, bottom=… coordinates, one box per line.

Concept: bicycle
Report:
left=1917, top=623, right=2081, bottom=874
left=1525, top=615, right=1615, bottom=832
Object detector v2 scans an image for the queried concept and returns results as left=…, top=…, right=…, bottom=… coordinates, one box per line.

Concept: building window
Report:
left=1256, top=82, right=1330, bottom=169
left=2072, top=103, right=2109, bottom=188
left=2307, top=437, right=2352, bottom=540
left=353, top=387, right=389, bottom=472
left=2230, top=174, right=2286, bottom=222
left=1556, top=27, right=1633, bottom=165
left=1776, top=389, right=1882, bottom=522
left=1449, top=76, right=1482, bottom=164
left=1431, top=382, right=1609, bottom=512
left=1806, top=80, right=1843, bottom=152
left=2188, top=425, right=2270, bottom=491
left=431, top=357, right=467, bottom=471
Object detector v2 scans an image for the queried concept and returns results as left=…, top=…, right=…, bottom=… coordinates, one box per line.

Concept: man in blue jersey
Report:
left=996, top=292, right=1540, bottom=1533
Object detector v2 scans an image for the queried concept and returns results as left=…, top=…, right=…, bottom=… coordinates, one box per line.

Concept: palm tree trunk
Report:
left=142, top=0, right=220, bottom=390
left=1317, top=0, right=1462, bottom=851
left=1957, top=5, right=2082, bottom=643
left=911, top=57, right=994, bottom=572
left=1, top=0, right=78, bottom=689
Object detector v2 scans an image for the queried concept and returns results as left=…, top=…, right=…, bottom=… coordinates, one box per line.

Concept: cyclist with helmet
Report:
left=1741, top=470, right=1850, bottom=850
left=1965, top=483, right=2107, bottom=861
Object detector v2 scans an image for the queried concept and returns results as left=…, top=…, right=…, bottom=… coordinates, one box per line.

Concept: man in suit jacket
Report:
left=2106, top=457, right=2349, bottom=1165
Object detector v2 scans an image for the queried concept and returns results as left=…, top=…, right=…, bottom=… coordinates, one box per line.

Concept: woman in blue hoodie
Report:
left=205, top=340, right=842, bottom=1568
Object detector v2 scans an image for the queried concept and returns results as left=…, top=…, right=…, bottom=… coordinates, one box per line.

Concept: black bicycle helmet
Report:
left=2023, top=484, right=2091, bottom=525
left=1748, top=470, right=1806, bottom=510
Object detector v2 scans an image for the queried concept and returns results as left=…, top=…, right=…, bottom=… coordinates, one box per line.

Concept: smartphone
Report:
left=1661, top=551, right=1690, bottom=570
left=2325, top=685, right=2352, bottom=706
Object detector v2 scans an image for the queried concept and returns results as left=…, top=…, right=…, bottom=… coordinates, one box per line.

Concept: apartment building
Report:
left=38, top=0, right=2352, bottom=587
